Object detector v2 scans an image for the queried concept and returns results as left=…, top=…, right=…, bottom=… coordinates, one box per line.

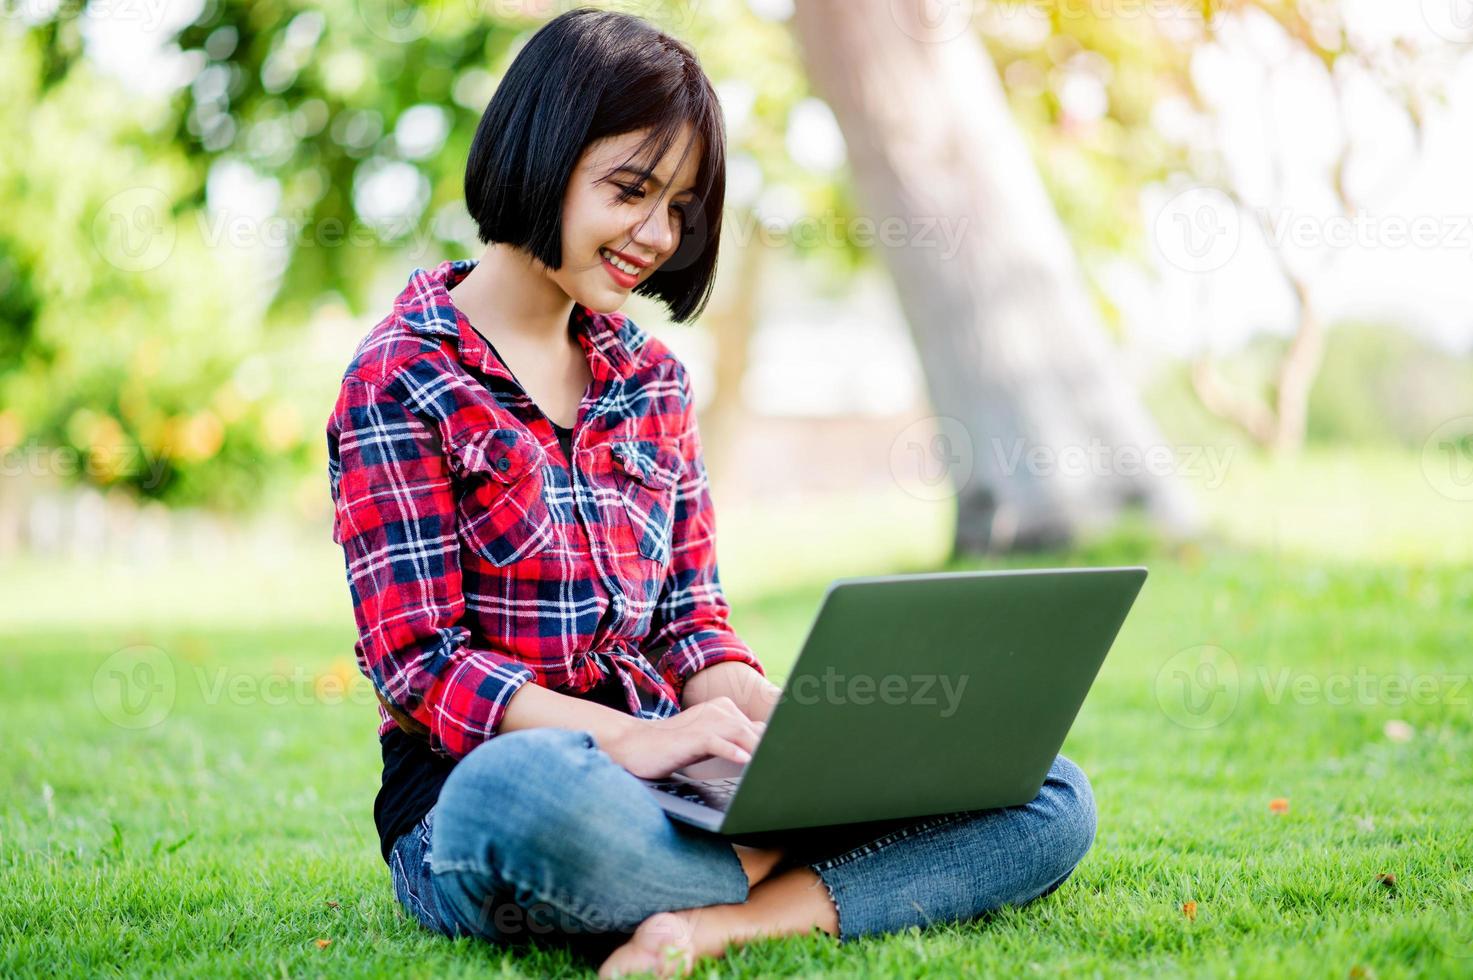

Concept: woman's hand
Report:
left=601, top=696, right=767, bottom=780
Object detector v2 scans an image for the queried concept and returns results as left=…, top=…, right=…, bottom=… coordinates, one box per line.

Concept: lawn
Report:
left=2, top=447, right=1469, bottom=977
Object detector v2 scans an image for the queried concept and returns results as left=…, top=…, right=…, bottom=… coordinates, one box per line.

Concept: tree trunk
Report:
left=698, top=212, right=765, bottom=487
left=790, top=0, right=1200, bottom=553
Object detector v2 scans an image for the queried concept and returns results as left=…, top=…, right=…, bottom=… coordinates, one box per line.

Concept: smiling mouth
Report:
left=600, top=247, right=643, bottom=287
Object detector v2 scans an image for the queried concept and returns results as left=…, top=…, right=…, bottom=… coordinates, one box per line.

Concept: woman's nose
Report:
left=630, top=203, right=676, bottom=255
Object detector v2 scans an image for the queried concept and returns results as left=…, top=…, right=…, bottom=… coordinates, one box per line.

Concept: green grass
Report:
left=2, top=447, right=1470, bottom=977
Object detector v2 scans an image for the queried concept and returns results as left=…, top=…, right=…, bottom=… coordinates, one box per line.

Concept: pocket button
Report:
left=450, top=428, right=554, bottom=568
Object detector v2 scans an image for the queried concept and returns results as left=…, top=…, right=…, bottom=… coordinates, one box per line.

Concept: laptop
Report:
left=637, top=565, right=1147, bottom=836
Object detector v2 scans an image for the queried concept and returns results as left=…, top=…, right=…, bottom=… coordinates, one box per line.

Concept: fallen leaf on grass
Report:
left=314, top=939, right=332, bottom=949
left=1383, top=720, right=1413, bottom=743
left=1182, top=901, right=1198, bottom=922
left=1269, top=797, right=1290, bottom=814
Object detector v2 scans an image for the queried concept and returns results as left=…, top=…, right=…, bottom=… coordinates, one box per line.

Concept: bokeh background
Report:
left=4, top=1, right=1471, bottom=976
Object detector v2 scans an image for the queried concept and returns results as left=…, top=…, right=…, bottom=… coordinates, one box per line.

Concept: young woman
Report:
left=326, top=9, right=1096, bottom=978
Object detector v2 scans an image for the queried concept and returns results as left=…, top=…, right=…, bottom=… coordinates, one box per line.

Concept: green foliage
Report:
left=4, top=1, right=1461, bottom=512
left=1143, top=325, right=1473, bottom=452
left=2, top=1, right=834, bottom=511
left=1307, top=324, right=1473, bottom=449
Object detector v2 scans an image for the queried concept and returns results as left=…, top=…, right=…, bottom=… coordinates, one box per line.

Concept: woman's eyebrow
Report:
left=611, top=166, right=696, bottom=195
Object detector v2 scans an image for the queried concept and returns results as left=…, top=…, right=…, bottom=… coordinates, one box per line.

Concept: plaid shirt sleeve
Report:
left=328, top=371, right=537, bottom=759
left=644, top=367, right=767, bottom=704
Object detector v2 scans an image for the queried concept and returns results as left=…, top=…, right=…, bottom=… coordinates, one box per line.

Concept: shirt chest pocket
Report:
left=609, top=439, right=685, bottom=564
left=448, top=427, right=555, bottom=568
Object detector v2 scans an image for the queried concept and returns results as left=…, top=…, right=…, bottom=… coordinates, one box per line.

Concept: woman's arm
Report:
left=500, top=679, right=640, bottom=745
left=330, top=372, right=542, bottom=759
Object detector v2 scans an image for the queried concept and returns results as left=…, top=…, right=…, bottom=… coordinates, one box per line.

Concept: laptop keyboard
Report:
left=650, top=776, right=741, bottom=812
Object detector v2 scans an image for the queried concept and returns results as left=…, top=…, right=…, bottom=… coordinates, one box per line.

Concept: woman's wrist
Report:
left=680, top=661, right=782, bottom=722
left=501, top=679, right=643, bottom=749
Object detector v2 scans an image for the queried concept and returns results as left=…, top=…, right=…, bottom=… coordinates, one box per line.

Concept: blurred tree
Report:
left=791, top=0, right=1200, bottom=553
left=6, top=0, right=824, bottom=511
left=10, top=0, right=1462, bottom=529
left=1180, top=2, right=1464, bottom=454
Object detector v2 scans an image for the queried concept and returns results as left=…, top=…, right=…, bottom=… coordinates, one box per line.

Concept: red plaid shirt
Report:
left=326, top=259, right=766, bottom=759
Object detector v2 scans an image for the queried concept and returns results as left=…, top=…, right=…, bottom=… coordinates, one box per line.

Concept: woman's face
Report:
left=551, top=123, right=702, bottom=312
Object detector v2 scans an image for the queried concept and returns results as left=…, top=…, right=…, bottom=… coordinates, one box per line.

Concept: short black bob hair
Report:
left=464, top=8, right=727, bottom=324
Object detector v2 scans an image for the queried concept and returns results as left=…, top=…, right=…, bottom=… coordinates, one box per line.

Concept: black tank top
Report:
left=481, top=334, right=576, bottom=462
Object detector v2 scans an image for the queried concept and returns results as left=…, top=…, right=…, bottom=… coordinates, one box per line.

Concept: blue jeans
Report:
left=389, top=727, right=1095, bottom=959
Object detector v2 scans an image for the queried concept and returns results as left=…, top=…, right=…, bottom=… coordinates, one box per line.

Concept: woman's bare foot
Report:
left=597, top=866, right=839, bottom=978
left=596, top=910, right=698, bottom=979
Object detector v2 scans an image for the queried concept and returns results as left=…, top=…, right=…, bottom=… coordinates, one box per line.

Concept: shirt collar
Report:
left=395, top=259, right=637, bottom=384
